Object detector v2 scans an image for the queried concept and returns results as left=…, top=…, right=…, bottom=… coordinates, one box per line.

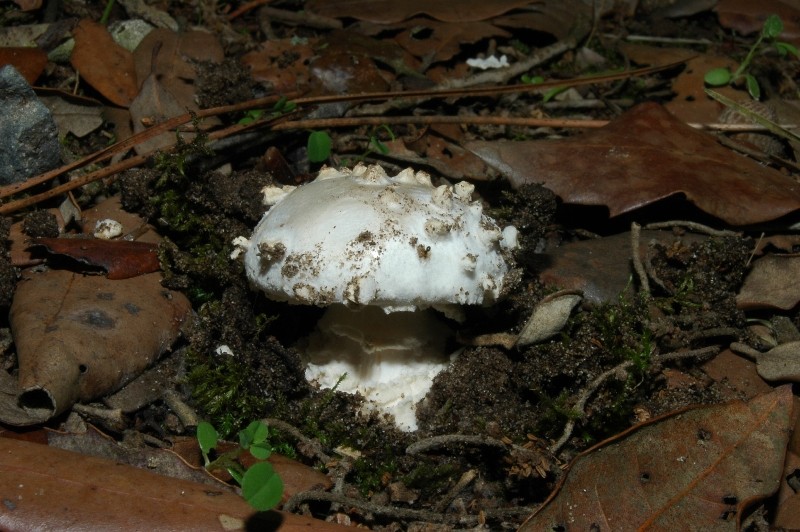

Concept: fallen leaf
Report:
left=39, top=95, right=104, bottom=138
left=132, top=28, right=224, bottom=109
left=242, top=38, right=316, bottom=94
left=753, top=341, right=800, bottom=382
left=306, top=0, right=538, bottom=23
left=0, top=437, right=347, bottom=531
left=539, top=230, right=707, bottom=305
left=467, top=103, right=800, bottom=225
left=33, top=237, right=160, bottom=279
left=6, top=269, right=191, bottom=424
left=737, top=254, right=800, bottom=310
left=521, top=386, right=794, bottom=530
left=702, top=349, right=774, bottom=401
left=391, top=18, right=511, bottom=64
left=716, top=0, right=800, bottom=44
left=70, top=19, right=138, bottom=107
left=0, top=46, right=48, bottom=84
left=619, top=43, right=740, bottom=123
left=129, top=73, right=192, bottom=155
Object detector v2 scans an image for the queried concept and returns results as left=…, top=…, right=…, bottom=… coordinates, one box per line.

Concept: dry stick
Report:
left=0, top=109, right=304, bottom=215
left=1, top=60, right=689, bottom=213
left=548, top=345, right=720, bottom=454
left=272, top=114, right=609, bottom=131
left=406, top=434, right=508, bottom=455
left=283, top=490, right=474, bottom=525
left=630, top=222, right=650, bottom=296
left=263, top=417, right=332, bottom=464
left=643, top=221, right=740, bottom=237
left=282, top=490, right=534, bottom=525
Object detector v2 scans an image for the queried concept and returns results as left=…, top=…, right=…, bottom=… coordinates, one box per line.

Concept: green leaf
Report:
left=745, top=74, right=761, bottom=100
left=249, top=442, right=272, bottom=460
left=239, top=420, right=269, bottom=449
left=762, top=14, right=783, bottom=39
left=521, top=74, right=544, bottom=84
left=775, top=41, right=799, bottom=58
left=307, top=130, right=332, bottom=163
left=196, top=422, right=218, bottom=463
left=704, top=67, right=732, bottom=86
left=242, top=462, right=284, bottom=511
left=370, top=136, right=389, bottom=155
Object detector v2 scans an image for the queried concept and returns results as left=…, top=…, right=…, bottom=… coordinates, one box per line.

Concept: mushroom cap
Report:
left=244, top=164, right=515, bottom=312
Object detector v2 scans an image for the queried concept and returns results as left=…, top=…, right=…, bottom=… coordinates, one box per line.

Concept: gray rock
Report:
left=0, top=65, right=61, bottom=185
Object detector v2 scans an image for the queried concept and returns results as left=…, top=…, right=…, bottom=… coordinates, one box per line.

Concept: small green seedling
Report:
left=521, top=74, right=567, bottom=103
left=197, top=420, right=284, bottom=511
left=307, top=130, right=333, bottom=163
left=705, top=14, right=799, bottom=100
left=238, top=97, right=298, bottom=126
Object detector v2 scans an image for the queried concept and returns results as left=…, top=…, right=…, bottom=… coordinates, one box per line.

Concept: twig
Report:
left=272, top=114, right=609, bottom=131
left=549, top=346, right=720, bottom=454
left=630, top=222, right=650, bottom=295
left=283, top=490, right=477, bottom=525
left=643, top=221, right=741, bottom=237
left=406, top=433, right=507, bottom=455
left=434, top=469, right=477, bottom=513
left=263, top=417, right=331, bottom=464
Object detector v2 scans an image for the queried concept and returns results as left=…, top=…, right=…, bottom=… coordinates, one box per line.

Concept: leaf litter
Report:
left=1, top=0, right=800, bottom=530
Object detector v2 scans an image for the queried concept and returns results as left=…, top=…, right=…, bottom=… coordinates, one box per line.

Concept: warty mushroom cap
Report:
left=243, top=163, right=517, bottom=313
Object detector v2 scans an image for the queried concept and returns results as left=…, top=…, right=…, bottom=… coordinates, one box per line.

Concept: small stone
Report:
left=0, top=65, right=61, bottom=185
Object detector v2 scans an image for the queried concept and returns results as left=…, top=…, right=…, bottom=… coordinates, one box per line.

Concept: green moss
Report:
left=186, top=348, right=269, bottom=438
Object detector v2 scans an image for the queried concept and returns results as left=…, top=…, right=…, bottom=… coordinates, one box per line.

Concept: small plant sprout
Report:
left=196, top=420, right=284, bottom=511
left=704, top=14, right=799, bottom=100
left=307, top=130, right=333, bottom=163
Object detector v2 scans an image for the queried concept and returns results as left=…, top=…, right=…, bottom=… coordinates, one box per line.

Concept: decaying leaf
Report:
left=70, top=19, right=138, bottom=107
left=33, top=237, right=160, bottom=279
left=737, top=254, right=800, bottom=310
left=39, top=95, right=104, bottom=138
left=6, top=269, right=191, bottom=424
left=0, top=47, right=47, bottom=84
left=467, top=103, right=800, bottom=225
left=0, top=437, right=346, bottom=531
left=520, top=386, right=794, bottom=530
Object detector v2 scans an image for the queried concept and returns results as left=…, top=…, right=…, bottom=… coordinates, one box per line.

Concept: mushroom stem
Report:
left=303, top=304, right=455, bottom=431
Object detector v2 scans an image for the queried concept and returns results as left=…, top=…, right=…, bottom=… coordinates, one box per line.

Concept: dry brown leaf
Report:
left=242, top=38, right=316, bottom=94
left=467, top=102, right=800, bottom=225
left=392, top=18, right=511, bottom=64
left=306, top=0, right=538, bottom=23
left=6, top=269, right=191, bottom=424
left=70, top=19, right=138, bottom=107
left=716, top=0, right=800, bottom=44
left=133, top=28, right=224, bottom=98
left=0, top=47, right=48, bottom=84
left=618, top=43, right=740, bottom=123
left=33, top=237, right=160, bottom=279
left=521, top=386, right=794, bottom=530
left=736, top=254, right=800, bottom=310
left=0, top=437, right=347, bottom=531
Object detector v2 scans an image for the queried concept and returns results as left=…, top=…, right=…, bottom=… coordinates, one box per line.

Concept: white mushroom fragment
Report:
left=240, top=163, right=517, bottom=430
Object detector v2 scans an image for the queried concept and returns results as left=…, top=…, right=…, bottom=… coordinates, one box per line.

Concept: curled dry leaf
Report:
left=6, top=269, right=191, bottom=424
left=521, top=386, right=794, bottom=530
left=467, top=103, right=800, bottom=226
left=33, top=237, right=160, bottom=280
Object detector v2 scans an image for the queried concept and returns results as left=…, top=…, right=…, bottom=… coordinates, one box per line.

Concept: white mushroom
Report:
left=240, top=163, right=517, bottom=430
